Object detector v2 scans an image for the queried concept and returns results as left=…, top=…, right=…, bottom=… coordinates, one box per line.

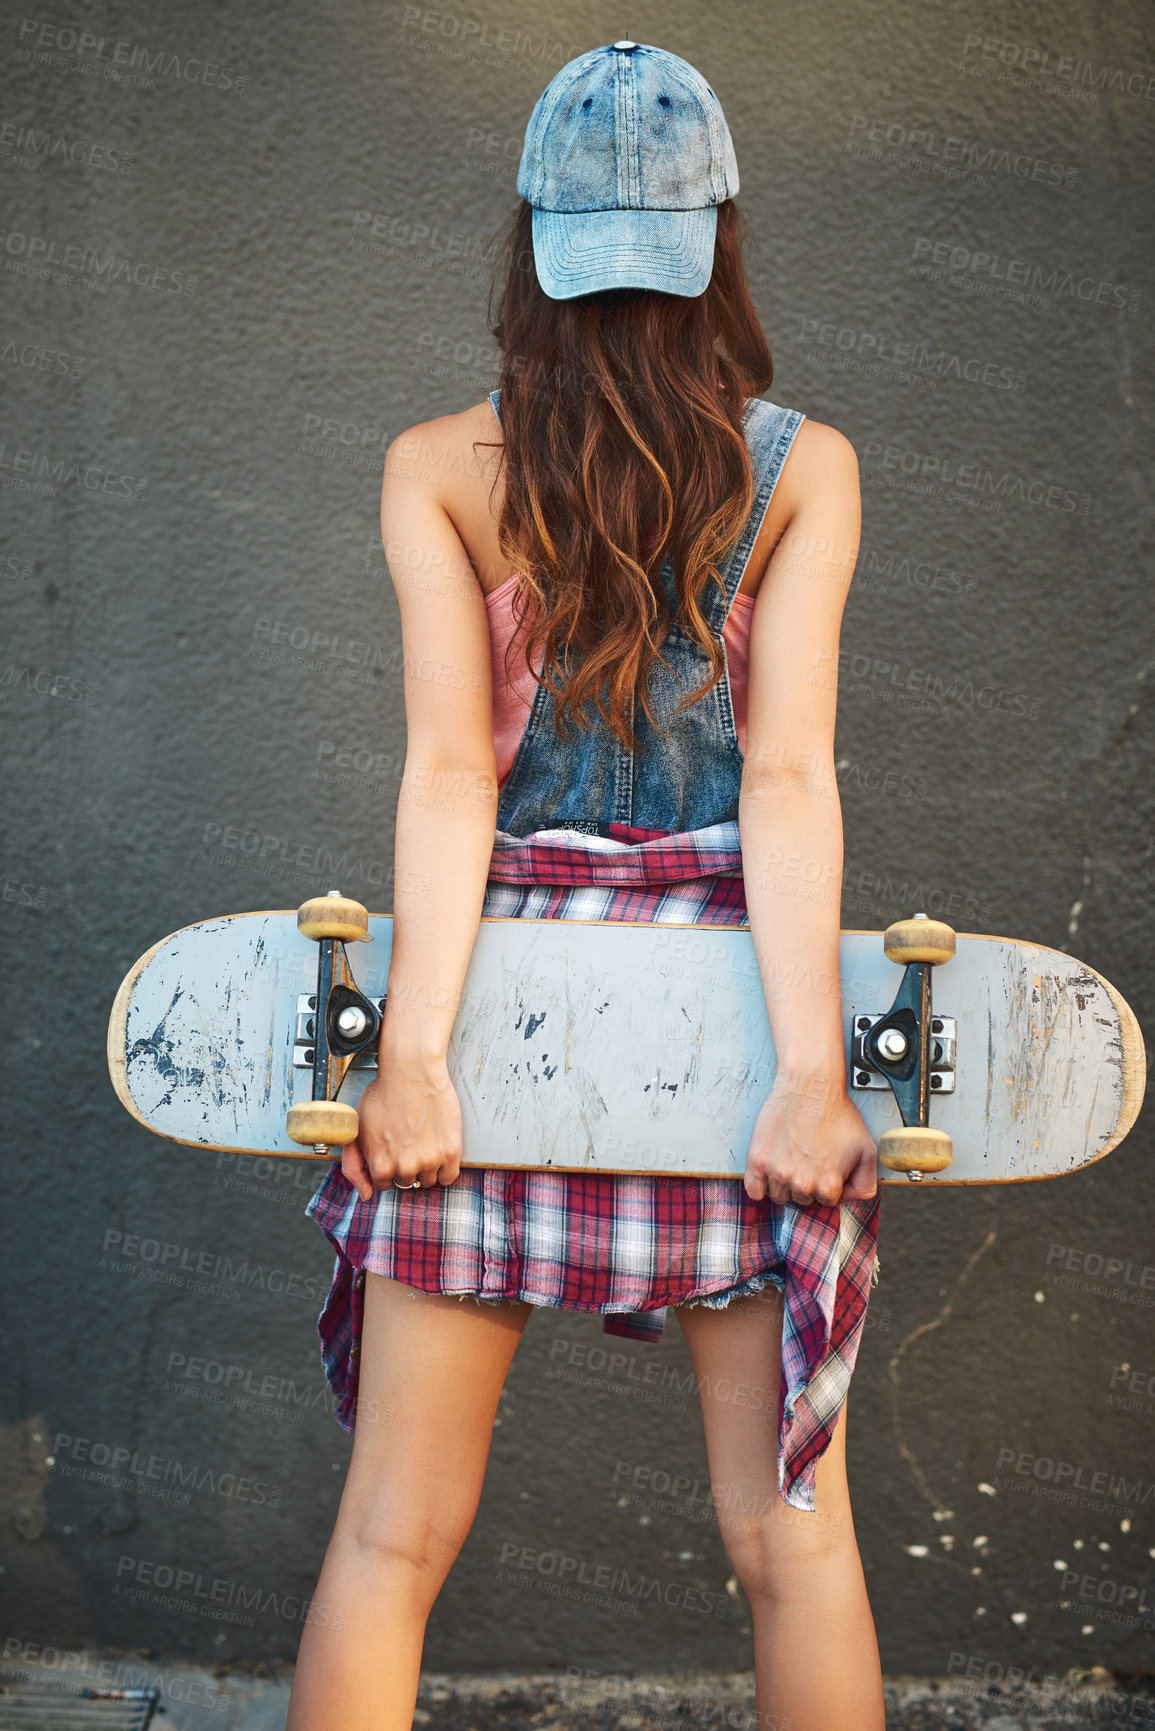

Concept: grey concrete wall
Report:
left=1, top=0, right=1152, bottom=1685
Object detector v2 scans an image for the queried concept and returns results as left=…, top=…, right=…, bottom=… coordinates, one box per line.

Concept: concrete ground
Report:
left=3, top=1659, right=1155, bottom=1729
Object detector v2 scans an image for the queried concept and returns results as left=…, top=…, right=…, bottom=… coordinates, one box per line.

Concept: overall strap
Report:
left=704, top=397, right=807, bottom=630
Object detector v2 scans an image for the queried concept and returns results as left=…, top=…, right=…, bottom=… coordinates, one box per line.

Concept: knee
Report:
left=337, top=1497, right=473, bottom=1594
left=719, top=1497, right=853, bottom=1603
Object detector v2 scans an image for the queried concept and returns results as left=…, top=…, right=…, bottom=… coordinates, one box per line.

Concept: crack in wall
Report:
left=1062, top=665, right=1151, bottom=952
left=888, top=1228, right=998, bottom=1515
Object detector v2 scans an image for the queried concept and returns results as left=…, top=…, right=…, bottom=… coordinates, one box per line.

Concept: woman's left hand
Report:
left=743, top=1069, right=877, bottom=1207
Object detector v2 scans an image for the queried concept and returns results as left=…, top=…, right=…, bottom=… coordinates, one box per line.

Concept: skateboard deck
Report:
left=107, top=910, right=1144, bottom=1184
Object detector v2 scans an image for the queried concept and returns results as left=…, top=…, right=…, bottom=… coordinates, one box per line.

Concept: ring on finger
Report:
left=393, top=1178, right=422, bottom=1190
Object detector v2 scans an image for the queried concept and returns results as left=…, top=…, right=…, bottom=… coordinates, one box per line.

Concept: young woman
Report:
left=288, top=41, right=884, bottom=1731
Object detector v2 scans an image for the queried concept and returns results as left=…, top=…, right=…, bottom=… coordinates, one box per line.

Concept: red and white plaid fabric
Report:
left=306, top=820, right=880, bottom=1511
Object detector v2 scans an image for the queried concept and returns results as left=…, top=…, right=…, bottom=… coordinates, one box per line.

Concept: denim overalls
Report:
left=488, top=389, right=805, bottom=837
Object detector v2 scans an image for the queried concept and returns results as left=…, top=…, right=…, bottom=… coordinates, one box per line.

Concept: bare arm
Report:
left=340, top=417, right=499, bottom=1196
left=738, top=422, right=877, bottom=1207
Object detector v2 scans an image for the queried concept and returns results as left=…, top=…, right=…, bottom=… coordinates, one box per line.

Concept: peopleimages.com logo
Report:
left=112, top=1554, right=343, bottom=1628
left=51, top=1432, right=280, bottom=1508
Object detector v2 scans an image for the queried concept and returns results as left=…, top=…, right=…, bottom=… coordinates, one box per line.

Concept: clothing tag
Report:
left=540, top=818, right=614, bottom=836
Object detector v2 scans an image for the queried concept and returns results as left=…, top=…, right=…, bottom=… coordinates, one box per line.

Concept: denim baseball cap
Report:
left=517, top=40, right=739, bottom=300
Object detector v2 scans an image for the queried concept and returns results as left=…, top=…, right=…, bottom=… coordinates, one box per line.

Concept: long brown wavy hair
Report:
left=474, top=196, right=774, bottom=752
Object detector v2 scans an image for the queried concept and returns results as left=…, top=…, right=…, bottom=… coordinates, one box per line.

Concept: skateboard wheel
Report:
left=878, top=1126, right=953, bottom=1173
left=286, top=1100, right=360, bottom=1147
left=883, top=916, right=956, bottom=966
left=297, top=895, right=369, bottom=942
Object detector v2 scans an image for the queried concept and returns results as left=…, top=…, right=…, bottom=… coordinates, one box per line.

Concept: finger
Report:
left=842, top=1146, right=878, bottom=1201
left=743, top=1168, right=768, bottom=1203
left=766, top=1178, right=794, bottom=1207
left=340, top=1141, right=374, bottom=1203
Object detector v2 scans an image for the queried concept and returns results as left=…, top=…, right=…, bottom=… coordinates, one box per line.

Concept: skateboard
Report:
left=107, top=894, right=1144, bottom=1184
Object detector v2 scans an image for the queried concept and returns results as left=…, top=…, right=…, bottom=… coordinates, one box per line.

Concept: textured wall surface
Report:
left=1, top=0, right=1152, bottom=1685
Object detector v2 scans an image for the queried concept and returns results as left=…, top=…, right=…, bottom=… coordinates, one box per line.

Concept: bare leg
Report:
left=675, top=1287, right=883, bottom=1731
left=287, top=1274, right=533, bottom=1731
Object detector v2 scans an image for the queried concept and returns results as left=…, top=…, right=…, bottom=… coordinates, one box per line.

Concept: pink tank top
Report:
left=485, top=575, right=755, bottom=788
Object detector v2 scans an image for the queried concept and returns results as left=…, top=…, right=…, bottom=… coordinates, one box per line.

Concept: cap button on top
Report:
left=612, top=39, right=638, bottom=50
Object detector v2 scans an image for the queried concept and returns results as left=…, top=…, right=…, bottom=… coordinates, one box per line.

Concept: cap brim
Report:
left=531, top=205, right=717, bottom=300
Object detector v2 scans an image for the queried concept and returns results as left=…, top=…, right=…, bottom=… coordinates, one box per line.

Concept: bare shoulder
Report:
left=383, top=400, right=501, bottom=501
left=780, top=416, right=859, bottom=498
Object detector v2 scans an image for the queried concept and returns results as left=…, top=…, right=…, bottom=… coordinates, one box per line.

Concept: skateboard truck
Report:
left=850, top=913, right=956, bottom=1180
left=285, top=890, right=379, bottom=1158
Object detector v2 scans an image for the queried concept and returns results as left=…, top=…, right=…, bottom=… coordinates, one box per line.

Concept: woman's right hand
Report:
left=338, top=1054, right=464, bottom=1200
left=743, top=1067, right=877, bottom=1207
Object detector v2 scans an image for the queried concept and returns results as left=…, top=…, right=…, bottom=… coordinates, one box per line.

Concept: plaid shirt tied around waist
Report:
left=306, top=819, right=880, bottom=1512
